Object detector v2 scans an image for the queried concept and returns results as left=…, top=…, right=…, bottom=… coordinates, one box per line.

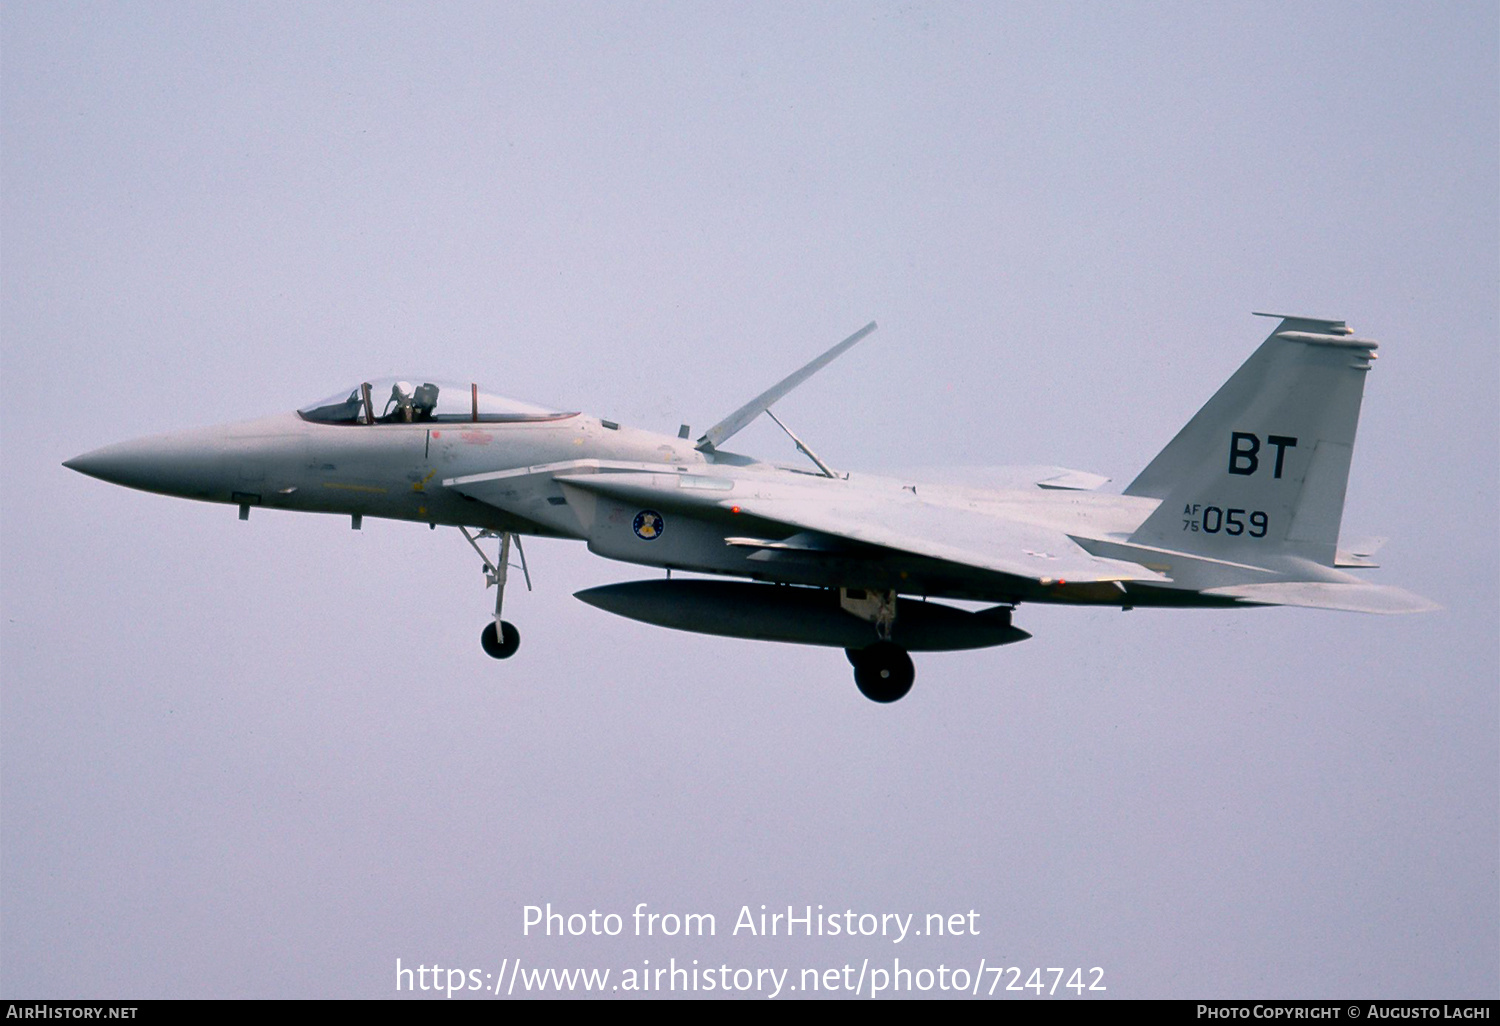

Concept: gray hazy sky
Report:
left=3, top=0, right=1496, bottom=999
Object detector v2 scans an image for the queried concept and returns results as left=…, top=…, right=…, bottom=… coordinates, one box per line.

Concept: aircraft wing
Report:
left=899, top=465, right=1112, bottom=492
left=726, top=493, right=1167, bottom=584
left=556, top=472, right=1167, bottom=585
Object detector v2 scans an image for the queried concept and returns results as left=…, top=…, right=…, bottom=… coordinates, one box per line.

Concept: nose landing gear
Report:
left=460, top=527, right=530, bottom=660
left=481, top=620, right=521, bottom=659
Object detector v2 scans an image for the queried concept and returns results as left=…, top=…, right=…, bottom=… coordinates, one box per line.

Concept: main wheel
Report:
left=851, top=641, right=915, bottom=703
left=481, top=620, right=521, bottom=659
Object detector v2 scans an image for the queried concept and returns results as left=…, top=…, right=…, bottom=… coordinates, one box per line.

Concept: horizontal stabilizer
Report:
left=1201, top=582, right=1439, bottom=614
left=1035, top=469, right=1112, bottom=491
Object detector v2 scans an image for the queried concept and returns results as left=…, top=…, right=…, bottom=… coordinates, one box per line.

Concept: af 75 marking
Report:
left=1182, top=505, right=1270, bottom=537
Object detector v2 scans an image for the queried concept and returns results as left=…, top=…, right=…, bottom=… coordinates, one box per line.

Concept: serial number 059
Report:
left=1182, top=504, right=1268, bottom=537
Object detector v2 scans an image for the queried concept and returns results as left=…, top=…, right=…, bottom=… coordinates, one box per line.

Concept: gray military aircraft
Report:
left=65, top=313, right=1435, bottom=702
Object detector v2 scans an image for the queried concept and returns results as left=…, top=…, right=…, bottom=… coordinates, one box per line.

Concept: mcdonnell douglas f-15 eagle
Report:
left=66, top=313, right=1435, bottom=702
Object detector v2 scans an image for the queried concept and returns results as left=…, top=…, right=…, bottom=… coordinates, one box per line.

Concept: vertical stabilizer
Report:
left=1124, top=314, right=1378, bottom=567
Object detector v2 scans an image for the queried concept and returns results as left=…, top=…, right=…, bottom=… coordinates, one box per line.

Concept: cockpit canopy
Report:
left=298, top=378, right=571, bottom=425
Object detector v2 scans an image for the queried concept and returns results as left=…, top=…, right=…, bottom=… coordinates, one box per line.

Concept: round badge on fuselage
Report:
left=633, top=509, right=664, bottom=541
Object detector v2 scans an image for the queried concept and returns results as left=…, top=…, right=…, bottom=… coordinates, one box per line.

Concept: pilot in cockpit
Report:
left=412, top=382, right=439, bottom=420
left=382, top=381, right=441, bottom=423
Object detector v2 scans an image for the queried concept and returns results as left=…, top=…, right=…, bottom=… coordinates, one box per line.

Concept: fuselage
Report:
left=65, top=397, right=1212, bottom=608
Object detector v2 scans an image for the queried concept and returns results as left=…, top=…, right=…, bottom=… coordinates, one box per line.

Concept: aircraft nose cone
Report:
left=63, top=447, right=136, bottom=484
left=65, top=414, right=307, bottom=502
left=63, top=429, right=231, bottom=500
left=65, top=437, right=203, bottom=494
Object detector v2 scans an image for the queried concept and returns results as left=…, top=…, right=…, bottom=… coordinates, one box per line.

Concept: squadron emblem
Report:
left=633, top=509, right=665, bottom=541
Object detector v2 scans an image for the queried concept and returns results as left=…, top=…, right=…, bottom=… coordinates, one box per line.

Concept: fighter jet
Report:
left=65, top=313, right=1436, bottom=702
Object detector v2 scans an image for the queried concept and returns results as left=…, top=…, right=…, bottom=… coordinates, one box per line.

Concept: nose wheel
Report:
left=460, top=527, right=530, bottom=661
left=481, top=620, right=521, bottom=659
left=846, top=641, right=915, bottom=703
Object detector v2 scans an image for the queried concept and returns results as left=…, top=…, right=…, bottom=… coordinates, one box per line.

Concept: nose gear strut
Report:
left=459, top=527, right=530, bottom=659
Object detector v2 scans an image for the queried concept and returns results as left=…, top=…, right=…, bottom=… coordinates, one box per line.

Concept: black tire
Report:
left=851, top=641, right=914, bottom=703
left=481, top=620, right=521, bottom=659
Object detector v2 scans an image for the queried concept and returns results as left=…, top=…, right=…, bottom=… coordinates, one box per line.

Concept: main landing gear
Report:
left=837, top=587, right=916, bottom=702
left=845, top=642, right=915, bottom=703
left=460, top=527, right=529, bottom=660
